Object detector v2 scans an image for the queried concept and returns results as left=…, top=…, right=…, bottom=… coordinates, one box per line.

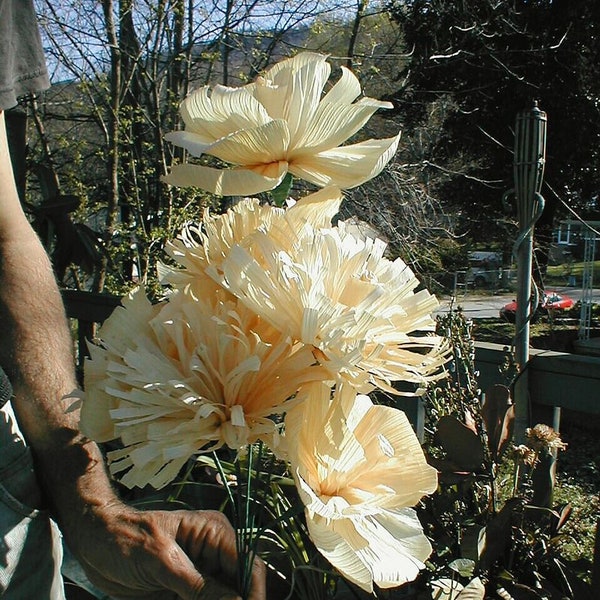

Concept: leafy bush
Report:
left=413, top=310, right=595, bottom=599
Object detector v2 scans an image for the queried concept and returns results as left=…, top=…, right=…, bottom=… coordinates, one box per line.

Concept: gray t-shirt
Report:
left=0, top=0, right=50, bottom=110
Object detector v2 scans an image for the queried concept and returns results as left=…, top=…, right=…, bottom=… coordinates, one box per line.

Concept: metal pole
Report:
left=514, top=230, right=533, bottom=441
left=511, top=103, right=547, bottom=442
left=579, top=228, right=596, bottom=341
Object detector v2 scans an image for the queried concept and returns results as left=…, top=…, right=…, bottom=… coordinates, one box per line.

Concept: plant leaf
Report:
left=270, top=172, right=293, bottom=207
left=430, top=578, right=464, bottom=600
left=481, top=498, right=524, bottom=569
left=496, top=581, right=551, bottom=599
left=461, top=525, right=486, bottom=563
left=457, top=577, right=486, bottom=600
left=449, top=558, right=476, bottom=578
left=481, top=384, right=515, bottom=461
left=434, top=415, right=485, bottom=472
left=555, top=503, right=573, bottom=532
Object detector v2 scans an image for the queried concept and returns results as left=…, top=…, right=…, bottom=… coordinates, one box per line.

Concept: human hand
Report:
left=70, top=503, right=266, bottom=600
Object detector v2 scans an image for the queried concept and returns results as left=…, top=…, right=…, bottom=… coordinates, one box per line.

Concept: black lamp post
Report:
left=511, top=102, right=547, bottom=440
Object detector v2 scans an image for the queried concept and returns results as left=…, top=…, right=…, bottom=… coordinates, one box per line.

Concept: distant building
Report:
left=551, top=219, right=600, bottom=262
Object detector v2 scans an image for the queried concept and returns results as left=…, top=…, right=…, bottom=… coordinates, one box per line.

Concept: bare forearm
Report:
left=0, top=110, right=118, bottom=541
left=0, top=236, right=77, bottom=425
left=0, top=114, right=74, bottom=429
left=0, top=227, right=253, bottom=599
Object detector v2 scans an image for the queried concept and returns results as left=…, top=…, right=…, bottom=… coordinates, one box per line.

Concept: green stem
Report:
left=213, top=453, right=247, bottom=596
left=270, top=172, right=293, bottom=207
left=166, top=458, right=196, bottom=503
left=238, top=442, right=267, bottom=600
left=490, top=462, right=498, bottom=514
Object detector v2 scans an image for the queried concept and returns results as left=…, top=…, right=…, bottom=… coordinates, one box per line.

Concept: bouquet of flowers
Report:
left=80, top=52, right=447, bottom=598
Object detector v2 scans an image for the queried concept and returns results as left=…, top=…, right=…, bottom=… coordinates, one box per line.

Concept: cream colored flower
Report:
left=284, top=383, right=438, bottom=592
left=210, top=211, right=445, bottom=393
left=163, top=52, right=400, bottom=195
left=161, top=186, right=344, bottom=296
left=161, top=186, right=444, bottom=394
left=81, top=287, right=327, bottom=489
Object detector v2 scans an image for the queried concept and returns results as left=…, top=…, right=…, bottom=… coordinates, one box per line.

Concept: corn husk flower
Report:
left=210, top=212, right=445, bottom=394
left=512, top=444, right=539, bottom=468
left=163, top=52, right=400, bottom=196
left=80, top=48, right=449, bottom=598
left=161, top=186, right=343, bottom=296
left=162, top=187, right=444, bottom=394
left=82, top=287, right=327, bottom=489
left=283, top=383, right=438, bottom=592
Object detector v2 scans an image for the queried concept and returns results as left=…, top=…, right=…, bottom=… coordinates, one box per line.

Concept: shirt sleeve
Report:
left=0, top=0, right=50, bottom=110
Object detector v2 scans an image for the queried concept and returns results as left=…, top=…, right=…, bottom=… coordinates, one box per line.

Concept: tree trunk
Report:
left=96, top=0, right=121, bottom=293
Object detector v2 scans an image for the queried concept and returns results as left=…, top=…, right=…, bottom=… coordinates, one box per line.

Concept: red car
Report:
left=499, top=291, right=575, bottom=322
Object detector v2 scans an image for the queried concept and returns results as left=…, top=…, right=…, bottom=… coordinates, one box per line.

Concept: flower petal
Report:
left=351, top=405, right=439, bottom=507
left=92, top=287, right=155, bottom=355
left=285, top=186, right=344, bottom=230
left=304, top=515, right=374, bottom=592
left=180, top=85, right=271, bottom=141
left=302, top=499, right=432, bottom=592
left=290, top=133, right=401, bottom=189
left=163, top=131, right=214, bottom=157
left=252, top=52, right=331, bottom=143
left=202, top=119, right=290, bottom=164
left=321, top=65, right=362, bottom=105
left=351, top=509, right=431, bottom=588
left=162, top=161, right=288, bottom=196
left=293, top=98, right=394, bottom=154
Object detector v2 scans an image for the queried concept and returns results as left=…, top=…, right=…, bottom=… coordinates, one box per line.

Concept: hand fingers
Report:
left=247, top=557, right=267, bottom=600
left=187, top=577, right=241, bottom=600
left=173, top=511, right=240, bottom=583
left=167, top=511, right=266, bottom=600
left=126, top=509, right=265, bottom=600
left=148, top=538, right=241, bottom=600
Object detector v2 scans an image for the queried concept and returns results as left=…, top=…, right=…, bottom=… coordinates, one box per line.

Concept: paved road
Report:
left=434, top=286, right=600, bottom=319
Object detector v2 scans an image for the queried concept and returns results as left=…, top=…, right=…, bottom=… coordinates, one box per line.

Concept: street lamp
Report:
left=508, top=102, right=547, bottom=441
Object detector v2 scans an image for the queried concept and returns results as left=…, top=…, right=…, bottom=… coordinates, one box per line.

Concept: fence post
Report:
left=593, top=519, right=600, bottom=591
